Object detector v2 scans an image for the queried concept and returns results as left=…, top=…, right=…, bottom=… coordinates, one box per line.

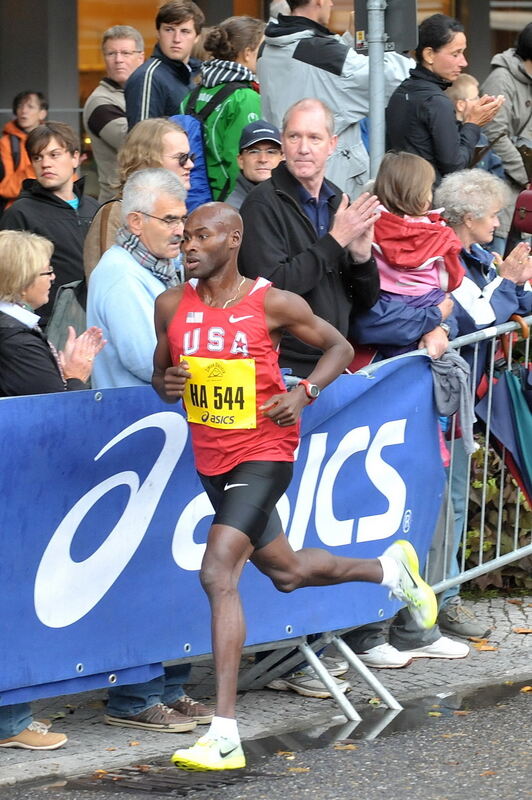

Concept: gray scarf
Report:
left=116, top=227, right=180, bottom=287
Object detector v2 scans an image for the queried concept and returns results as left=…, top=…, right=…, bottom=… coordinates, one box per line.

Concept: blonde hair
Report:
left=117, top=118, right=188, bottom=190
left=445, top=73, right=479, bottom=104
left=374, top=152, right=435, bottom=217
left=0, top=230, right=54, bottom=302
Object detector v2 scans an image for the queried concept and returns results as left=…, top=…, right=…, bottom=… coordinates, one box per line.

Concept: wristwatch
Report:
left=439, top=322, right=451, bottom=336
left=297, top=379, right=320, bottom=402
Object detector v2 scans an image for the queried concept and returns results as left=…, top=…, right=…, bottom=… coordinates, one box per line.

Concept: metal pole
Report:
left=366, top=0, right=387, bottom=177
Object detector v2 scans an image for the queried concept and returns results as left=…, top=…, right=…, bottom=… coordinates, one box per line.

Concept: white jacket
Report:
left=257, top=15, right=412, bottom=197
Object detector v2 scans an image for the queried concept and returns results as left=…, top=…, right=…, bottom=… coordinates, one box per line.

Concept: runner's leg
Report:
left=200, top=524, right=255, bottom=719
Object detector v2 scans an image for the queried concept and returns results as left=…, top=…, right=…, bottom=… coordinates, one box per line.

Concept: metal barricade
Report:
left=359, top=314, right=532, bottom=595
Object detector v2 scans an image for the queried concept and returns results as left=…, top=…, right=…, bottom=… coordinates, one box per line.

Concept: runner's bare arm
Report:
left=152, top=286, right=191, bottom=403
left=261, top=288, right=354, bottom=424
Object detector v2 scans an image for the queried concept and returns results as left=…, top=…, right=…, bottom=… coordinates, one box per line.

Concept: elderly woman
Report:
left=0, top=230, right=104, bottom=397
left=83, top=118, right=196, bottom=279
left=435, top=169, right=532, bottom=346
left=0, top=229, right=104, bottom=750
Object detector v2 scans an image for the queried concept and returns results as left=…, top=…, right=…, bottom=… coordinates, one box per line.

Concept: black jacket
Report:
left=0, top=311, right=84, bottom=396
left=386, top=65, right=480, bottom=182
left=238, top=161, right=379, bottom=377
left=0, top=177, right=97, bottom=323
left=125, top=44, right=202, bottom=129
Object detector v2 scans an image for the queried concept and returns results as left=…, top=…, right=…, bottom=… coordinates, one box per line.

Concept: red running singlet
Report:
left=167, top=277, right=299, bottom=475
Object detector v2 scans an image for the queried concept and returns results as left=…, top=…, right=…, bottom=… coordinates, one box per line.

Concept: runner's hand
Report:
left=164, top=361, right=191, bottom=398
left=260, top=386, right=309, bottom=426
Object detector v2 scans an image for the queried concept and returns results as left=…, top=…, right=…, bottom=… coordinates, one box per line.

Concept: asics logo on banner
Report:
left=35, top=416, right=407, bottom=626
left=228, top=314, right=253, bottom=324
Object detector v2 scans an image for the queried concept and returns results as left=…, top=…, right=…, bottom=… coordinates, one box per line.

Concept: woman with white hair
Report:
left=434, top=168, right=532, bottom=344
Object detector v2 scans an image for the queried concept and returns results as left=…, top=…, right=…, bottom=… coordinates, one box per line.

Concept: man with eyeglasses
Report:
left=0, top=121, right=98, bottom=328
left=83, top=26, right=145, bottom=202
left=226, top=120, right=283, bottom=211
left=87, top=168, right=215, bottom=732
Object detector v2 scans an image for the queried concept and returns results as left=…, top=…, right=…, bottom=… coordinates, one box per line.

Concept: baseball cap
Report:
left=239, top=120, right=282, bottom=152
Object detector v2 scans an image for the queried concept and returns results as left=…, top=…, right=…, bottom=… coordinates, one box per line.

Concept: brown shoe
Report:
left=168, top=695, right=215, bottom=724
left=0, top=721, right=67, bottom=750
left=104, top=703, right=197, bottom=732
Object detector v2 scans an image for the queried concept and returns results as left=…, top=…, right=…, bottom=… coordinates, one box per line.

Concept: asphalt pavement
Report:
left=0, top=596, right=530, bottom=790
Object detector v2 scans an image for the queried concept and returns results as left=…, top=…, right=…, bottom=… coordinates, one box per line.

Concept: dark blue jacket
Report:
left=125, top=44, right=201, bottom=129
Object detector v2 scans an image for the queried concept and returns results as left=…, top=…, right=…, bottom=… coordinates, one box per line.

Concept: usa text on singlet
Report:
left=167, top=277, right=299, bottom=475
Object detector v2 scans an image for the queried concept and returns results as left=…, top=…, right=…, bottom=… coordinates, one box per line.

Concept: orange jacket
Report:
left=0, top=120, right=35, bottom=208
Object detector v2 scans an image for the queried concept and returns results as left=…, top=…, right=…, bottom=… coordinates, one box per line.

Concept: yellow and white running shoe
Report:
left=382, top=539, right=438, bottom=629
left=171, top=735, right=246, bottom=771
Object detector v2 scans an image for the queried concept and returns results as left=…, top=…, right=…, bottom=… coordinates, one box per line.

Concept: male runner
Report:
left=152, top=202, right=437, bottom=771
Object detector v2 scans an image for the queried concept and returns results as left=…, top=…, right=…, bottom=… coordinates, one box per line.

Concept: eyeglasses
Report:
left=103, top=50, right=143, bottom=58
left=243, top=148, right=281, bottom=157
left=140, top=212, right=187, bottom=230
left=39, top=269, right=55, bottom=277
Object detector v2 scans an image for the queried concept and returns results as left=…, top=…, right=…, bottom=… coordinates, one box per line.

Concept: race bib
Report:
left=182, top=355, right=257, bottom=429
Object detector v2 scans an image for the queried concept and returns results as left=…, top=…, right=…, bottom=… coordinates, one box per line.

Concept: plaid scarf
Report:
left=116, top=227, right=179, bottom=287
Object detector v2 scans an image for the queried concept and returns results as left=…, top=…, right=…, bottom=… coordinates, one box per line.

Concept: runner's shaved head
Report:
left=187, top=202, right=243, bottom=235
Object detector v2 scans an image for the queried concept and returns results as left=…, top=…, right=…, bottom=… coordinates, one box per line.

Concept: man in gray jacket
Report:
left=257, top=0, right=412, bottom=197
left=481, top=22, right=532, bottom=252
left=83, top=26, right=144, bottom=202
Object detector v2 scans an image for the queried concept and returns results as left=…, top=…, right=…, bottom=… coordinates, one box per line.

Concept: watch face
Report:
left=309, top=383, right=320, bottom=398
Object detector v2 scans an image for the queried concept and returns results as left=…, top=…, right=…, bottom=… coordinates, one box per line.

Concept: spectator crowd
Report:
left=0, top=0, right=531, bottom=759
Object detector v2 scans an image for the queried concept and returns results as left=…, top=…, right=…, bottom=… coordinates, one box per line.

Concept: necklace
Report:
left=221, top=275, right=246, bottom=309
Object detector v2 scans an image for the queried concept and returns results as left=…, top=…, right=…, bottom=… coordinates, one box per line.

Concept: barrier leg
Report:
left=331, top=635, right=402, bottom=711
left=298, top=641, right=362, bottom=722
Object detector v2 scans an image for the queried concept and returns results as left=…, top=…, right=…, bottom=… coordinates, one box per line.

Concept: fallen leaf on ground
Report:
left=520, top=686, right=532, bottom=693
left=441, top=733, right=467, bottom=738
left=469, top=636, right=488, bottom=643
left=135, top=765, right=151, bottom=772
left=513, top=627, right=532, bottom=634
left=334, top=743, right=358, bottom=750
left=106, top=748, right=116, bottom=752
left=288, top=767, right=310, bottom=773
left=93, top=770, right=108, bottom=777
left=472, top=642, right=498, bottom=651
left=428, top=711, right=442, bottom=716
left=453, top=710, right=471, bottom=716
left=276, top=750, right=294, bottom=757
left=480, top=770, right=497, bottom=777
left=129, top=741, right=140, bottom=746
left=507, top=598, right=523, bottom=605
left=50, top=712, right=66, bottom=720
left=368, top=697, right=380, bottom=705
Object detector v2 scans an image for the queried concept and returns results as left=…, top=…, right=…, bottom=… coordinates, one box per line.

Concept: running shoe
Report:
left=171, top=735, right=246, bottom=771
left=381, top=540, right=437, bottom=630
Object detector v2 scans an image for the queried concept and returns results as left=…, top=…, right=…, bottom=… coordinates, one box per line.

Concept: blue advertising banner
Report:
left=0, top=356, right=445, bottom=704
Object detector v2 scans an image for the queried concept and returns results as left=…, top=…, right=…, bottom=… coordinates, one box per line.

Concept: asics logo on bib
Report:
left=34, top=415, right=408, bottom=627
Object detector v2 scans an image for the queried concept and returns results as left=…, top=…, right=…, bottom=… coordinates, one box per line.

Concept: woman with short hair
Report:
left=0, top=229, right=104, bottom=750
left=0, top=229, right=104, bottom=396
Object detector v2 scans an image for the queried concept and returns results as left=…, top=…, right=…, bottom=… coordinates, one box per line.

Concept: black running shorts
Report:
left=198, top=460, right=294, bottom=550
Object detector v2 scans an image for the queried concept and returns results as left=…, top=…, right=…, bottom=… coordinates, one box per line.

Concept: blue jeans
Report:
left=441, top=437, right=470, bottom=608
left=0, top=703, right=33, bottom=738
left=106, top=663, right=191, bottom=717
